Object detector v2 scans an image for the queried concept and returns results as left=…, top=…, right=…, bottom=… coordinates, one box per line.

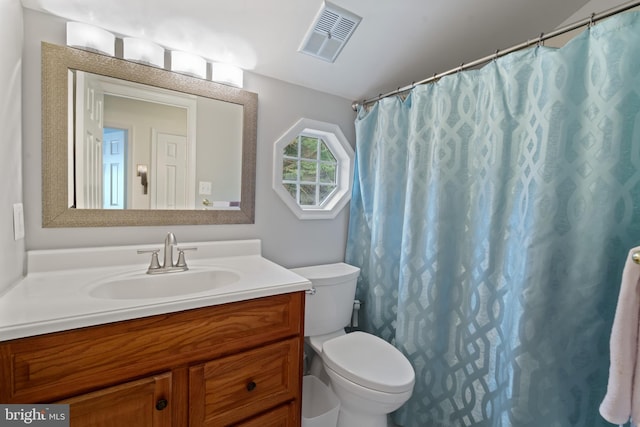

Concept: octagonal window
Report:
left=273, top=119, right=354, bottom=219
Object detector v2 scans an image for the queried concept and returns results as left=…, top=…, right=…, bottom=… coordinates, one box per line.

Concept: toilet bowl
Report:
left=291, top=263, right=415, bottom=427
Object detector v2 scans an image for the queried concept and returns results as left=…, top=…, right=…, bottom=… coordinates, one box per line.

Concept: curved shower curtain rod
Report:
left=351, top=0, right=640, bottom=111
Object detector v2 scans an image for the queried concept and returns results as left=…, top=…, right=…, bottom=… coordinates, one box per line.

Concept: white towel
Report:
left=600, top=247, right=640, bottom=425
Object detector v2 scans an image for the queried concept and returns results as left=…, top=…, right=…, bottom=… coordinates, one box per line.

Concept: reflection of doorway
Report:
left=103, top=127, right=128, bottom=209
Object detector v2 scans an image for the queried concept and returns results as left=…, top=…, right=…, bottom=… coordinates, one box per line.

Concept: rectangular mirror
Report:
left=42, top=42, right=257, bottom=227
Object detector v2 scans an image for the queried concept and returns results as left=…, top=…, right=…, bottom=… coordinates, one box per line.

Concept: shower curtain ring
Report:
left=458, top=63, right=464, bottom=73
left=538, top=33, right=544, bottom=47
left=494, top=49, right=500, bottom=60
left=589, top=12, right=596, bottom=27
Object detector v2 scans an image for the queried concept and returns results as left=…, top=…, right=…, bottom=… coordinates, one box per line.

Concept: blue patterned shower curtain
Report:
left=346, top=12, right=640, bottom=427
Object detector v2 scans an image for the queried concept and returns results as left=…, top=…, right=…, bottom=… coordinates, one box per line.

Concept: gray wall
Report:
left=560, top=0, right=631, bottom=25
left=547, top=0, right=633, bottom=47
left=22, top=8, right=356, bottom=268
left=0, top=0, right=24, bottom=295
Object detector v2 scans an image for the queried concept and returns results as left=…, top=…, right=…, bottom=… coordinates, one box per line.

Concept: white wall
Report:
left=22, top=8, right=356, bottom=268
left=0, top=0, right=24, bottom=295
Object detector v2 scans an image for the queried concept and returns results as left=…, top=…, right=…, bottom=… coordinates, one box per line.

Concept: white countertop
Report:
left=0, top=239, right=311, bottom=342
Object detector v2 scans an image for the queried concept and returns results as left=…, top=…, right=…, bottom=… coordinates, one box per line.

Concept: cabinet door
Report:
left=59, top=372, right=172, bottom=427
left=190, top=338, right=300, bottom=426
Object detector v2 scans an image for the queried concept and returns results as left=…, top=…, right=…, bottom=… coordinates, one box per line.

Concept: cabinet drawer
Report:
left=0, top=292, right=303, bottom=403
left=189, top=338, right=301, bottom=426
left=235, top=403, right=297, bottom=427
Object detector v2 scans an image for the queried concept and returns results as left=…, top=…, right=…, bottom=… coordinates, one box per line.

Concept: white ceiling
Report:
left=22, top=0, right=609, bottom=102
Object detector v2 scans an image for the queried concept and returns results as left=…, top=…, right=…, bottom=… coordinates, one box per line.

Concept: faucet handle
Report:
left=175, top=247, right=198, bottom=268
left=137, top=249, right=161, bottom=271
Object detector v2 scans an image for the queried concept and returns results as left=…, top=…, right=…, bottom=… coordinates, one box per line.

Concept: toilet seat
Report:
left=322, top=331, right=415, bottom=394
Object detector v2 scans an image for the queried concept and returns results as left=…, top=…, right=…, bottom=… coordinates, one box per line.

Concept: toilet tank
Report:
left=290, top=263, right=360, bottom=337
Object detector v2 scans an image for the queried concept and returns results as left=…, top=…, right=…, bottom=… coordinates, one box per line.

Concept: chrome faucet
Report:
left=138, top=232, right=197, bottom=274
left=163, top=232, right=177, bottom=270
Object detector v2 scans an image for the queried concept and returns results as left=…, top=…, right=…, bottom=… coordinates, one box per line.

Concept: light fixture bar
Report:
left=122, top=38, right=165, bottom=68
left=170, top=50, right=207, bottom=79
left=66, top=22, right=115, bottom=56
left=211, top=62, right=244, bottom=88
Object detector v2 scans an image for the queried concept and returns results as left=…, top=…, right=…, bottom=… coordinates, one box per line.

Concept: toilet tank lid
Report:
left=290, top=263, right=360, bottom=285
left=322, top=331, right=415, bottom=394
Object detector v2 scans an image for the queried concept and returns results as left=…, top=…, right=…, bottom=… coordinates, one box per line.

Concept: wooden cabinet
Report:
left=0, top=292, right=305, bottom=427
left=60, top=372, right=172, bottom=427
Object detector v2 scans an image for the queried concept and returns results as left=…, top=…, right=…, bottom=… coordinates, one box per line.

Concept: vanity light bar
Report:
left=66, top=22, right=115, bottom=56
left=65, top=21, right=244, bottom=84
left=122, top=37, right=165, bottom=68
left=171, top=50, right=207, bottom=79
left=211, top=62, right=244, bottom=88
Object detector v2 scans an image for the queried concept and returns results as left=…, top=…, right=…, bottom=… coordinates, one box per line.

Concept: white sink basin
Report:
left=89, top=268, right=241, bottom=300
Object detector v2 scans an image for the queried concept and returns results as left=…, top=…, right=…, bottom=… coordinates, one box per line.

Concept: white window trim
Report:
left=273, top=118, right=354, bottom=220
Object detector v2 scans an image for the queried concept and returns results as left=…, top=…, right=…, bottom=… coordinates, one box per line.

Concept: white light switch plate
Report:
left=199, top=181, right=212, bottom=195
left=13, top=203, right=24, bottom=240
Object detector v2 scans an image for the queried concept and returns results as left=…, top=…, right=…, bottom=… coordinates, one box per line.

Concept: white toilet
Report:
left=292, top=263, right=415, bottom=427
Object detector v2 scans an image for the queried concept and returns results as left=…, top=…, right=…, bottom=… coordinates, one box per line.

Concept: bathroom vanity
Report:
left=0, top=239, right=311, bottom=426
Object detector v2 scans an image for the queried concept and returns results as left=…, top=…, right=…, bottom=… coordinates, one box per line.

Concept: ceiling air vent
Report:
left=299, top=2, right=362, bottom=63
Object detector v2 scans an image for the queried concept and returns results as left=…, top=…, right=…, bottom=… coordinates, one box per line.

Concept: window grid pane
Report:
left=284, top=139, right=298, bottom=157
left=299, top=184, right=317, bottom=205
left=300, top=136, right=318, bottom=159
left=281, top=134, right=341, bottom=207
left=319, top=141, right=336, bottom=162
left=319, top=184, right=337, bottom=204
left=318, top=161, right=337, bottom=184
left=282, top=158, right=298, bottom=181
left=299, top=160, right=317, bottom=182
left=284, top=183, right=297, bottom=201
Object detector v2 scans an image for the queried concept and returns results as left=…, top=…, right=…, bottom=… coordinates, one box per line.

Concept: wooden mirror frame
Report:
left=42, top=42, right=257, bottom=227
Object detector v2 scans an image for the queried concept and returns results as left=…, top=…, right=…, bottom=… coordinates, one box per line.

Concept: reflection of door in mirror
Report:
left=151, top=131, right=191, bottom=209
left=75, top=71, right=104, bottom=209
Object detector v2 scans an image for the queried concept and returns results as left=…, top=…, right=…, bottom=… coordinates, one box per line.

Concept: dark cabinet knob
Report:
left=155, top=398, right=168, bottom=411
left=246, top=381, right=257, bottom=392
